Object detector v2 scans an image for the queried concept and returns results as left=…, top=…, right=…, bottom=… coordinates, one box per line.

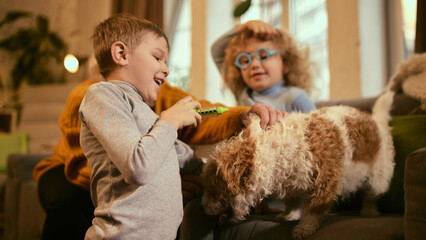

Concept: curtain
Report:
left=112, top=0, right=164, bottom=29
left=415, top=0, right=425, bottom=53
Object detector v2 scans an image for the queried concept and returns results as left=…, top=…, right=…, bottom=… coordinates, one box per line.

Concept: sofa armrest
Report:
left=315, top=93, right=422, bottom=116
left=7, top=153, right=50, bottom=181
left=5, top=153, right=50, bottom=240
left=404, top=147, right=426, bottom=240
left=316, top=96, right=377, bottom=113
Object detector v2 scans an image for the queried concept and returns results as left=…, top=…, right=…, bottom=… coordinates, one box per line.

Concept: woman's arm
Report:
left=211, top=28, right=238, bottom=72
left=155, top=82, right=249, bottom=145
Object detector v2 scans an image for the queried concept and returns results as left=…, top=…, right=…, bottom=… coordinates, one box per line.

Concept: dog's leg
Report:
left=292, top=164, right=340, bottom=239
left=291, top=194, right=333, bottom=240
left=360, top=187, right=381, bottom=217
left=292, top=211, right=324, bottom=240
left=253, top=198, right=285, bottom=215
left=276, top=196, right=303, bottom=221
left=360, top=136, right=394, bottom=217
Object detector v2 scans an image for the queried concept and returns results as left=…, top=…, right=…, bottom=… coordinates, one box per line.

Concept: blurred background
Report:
left=0, top=0, right=421, bottom=153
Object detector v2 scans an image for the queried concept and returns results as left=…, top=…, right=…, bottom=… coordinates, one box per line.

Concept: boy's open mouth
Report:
left=154, top=78, right=164, bottom=86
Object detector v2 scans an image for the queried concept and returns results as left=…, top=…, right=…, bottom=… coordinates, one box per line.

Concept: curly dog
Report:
left=202, top=91, right=395, bottom=240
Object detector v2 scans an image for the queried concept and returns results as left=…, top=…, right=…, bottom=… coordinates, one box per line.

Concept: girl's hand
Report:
left=241, top=103, right=287, bottom=129
left=160, top=96, right=202, bottom=130
left=236, top=20, right=279, bottom=39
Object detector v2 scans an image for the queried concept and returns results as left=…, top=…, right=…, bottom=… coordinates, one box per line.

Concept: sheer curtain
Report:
left=112, top=0, right=164, bottom=29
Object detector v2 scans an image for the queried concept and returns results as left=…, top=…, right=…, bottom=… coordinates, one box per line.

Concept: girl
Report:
left=212, top=20, right=316, bottom=113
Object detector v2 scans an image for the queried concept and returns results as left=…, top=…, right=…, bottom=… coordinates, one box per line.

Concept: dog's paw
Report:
left=292, top=224, right=316, bottom=240
left=276, top=209, right=302, bottom=221
left=361, top=206, right=381, bottom=217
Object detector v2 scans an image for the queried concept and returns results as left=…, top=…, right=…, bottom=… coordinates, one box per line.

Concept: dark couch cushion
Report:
left=214, top=213, right=403, bottom=240
left=404, top=148, right=426, bottom=239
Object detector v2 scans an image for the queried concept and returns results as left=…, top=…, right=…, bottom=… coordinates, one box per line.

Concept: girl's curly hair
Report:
left=223, top=28, right=314, bottom=99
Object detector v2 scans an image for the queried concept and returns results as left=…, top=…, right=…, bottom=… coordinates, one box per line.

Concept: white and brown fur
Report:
left=201, top=91, right=395, bottom=240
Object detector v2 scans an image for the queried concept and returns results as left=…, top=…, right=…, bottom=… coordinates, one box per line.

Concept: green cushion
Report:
left=0, top=132, right=28, bottom=172
left=378, top=114, right=426, bottom=213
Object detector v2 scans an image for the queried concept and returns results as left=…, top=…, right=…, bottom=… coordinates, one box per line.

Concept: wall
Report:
left=0, top=0, right=111, bottom=87
left=327, top=0, right=362, bottom=99
left=0, top=0, right=111, bottom=153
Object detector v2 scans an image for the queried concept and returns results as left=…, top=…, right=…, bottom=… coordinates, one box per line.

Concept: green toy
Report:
left=194, top=106, right=229, bottom=119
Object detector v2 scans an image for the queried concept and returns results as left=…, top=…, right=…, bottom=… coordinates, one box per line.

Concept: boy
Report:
left=80, top=13, right=202, bottom=239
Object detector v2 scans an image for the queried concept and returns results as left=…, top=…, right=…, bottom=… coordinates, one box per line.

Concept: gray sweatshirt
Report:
left=80, top=80, right=200, bottom=240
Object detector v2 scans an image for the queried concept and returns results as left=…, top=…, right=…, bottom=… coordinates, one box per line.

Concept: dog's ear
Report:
left=202, top=160, right=230, bottom=215
left=216, top=128, right=256, bottom=195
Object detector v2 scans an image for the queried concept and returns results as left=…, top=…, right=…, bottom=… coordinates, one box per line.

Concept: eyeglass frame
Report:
left=234, top=48, right=280, bottom=69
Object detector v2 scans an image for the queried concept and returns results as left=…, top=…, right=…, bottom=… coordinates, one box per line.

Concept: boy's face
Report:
left=239, top=38, right=284, bottom=92
left=127, top=33, right=169, bottom=106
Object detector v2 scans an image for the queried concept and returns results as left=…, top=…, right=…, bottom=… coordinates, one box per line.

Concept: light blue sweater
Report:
left=238, top=82, right=316, bottom=112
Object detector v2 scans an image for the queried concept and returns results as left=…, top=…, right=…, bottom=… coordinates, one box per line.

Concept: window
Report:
left=401, top=0, right=417, bottom=58
left=289, top=0, right=329, bottom=100
left=167, top=0, right=191, bottom=91
left=240, top=0, right=282, bottom=27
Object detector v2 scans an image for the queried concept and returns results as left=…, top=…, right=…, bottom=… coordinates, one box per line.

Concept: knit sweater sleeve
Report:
left=155, top=82, right=249, bottom=145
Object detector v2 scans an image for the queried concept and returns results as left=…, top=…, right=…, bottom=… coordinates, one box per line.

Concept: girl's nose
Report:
left=250, top=57, right=261, bottom=68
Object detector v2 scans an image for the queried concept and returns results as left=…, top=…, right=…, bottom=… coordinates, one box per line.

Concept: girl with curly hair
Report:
left=212, top=20, right=316, bottom=113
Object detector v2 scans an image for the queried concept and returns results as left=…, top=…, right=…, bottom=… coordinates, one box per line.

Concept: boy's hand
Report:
left=237, top=20, right=280, bottom=39
left=160, top=96, right=202, bottom=130
left=242, top=103, right=287, bottom=129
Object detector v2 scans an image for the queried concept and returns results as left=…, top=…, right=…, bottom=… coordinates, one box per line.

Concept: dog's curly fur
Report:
left=202, top=91, right=395, bottom=240
left=387, top=52, right=426, bottom=111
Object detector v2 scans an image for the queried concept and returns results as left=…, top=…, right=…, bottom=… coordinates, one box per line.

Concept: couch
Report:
left=4, top=93, right=426, bottom=240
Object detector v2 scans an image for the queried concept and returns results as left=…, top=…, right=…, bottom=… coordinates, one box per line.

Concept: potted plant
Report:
left=0, top=10, right=68, bottom=122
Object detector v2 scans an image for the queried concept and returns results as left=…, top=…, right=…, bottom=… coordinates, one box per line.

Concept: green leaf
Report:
left=11, top=56, right=27, bottom=90
left=233, top=0, right=252, bottom=18
left=36, top=15, right=49, bottom=35
left=0, top=11, right=68, bottom=90
left=48, top=33, right=67, bottom=61
left=0, top=29, right=36, bottom=51
left=0, top=11, right=31, bottom=28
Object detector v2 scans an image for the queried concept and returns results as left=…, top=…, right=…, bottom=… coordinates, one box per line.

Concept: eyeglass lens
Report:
left=237, top=48, right=273, bottom=68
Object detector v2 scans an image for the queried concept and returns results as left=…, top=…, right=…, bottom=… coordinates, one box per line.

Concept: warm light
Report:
left=64, top=54, right=79, bottom=73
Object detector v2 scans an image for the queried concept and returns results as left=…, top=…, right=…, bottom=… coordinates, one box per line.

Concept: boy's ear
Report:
left=111, top=41, right=128, bottom=66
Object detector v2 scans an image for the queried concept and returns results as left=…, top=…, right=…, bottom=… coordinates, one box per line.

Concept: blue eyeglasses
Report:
left=234, top=48, right=280, bottom=69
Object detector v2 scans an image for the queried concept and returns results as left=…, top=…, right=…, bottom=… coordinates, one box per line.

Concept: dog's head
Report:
left=201, top=120, right=258, bottom=217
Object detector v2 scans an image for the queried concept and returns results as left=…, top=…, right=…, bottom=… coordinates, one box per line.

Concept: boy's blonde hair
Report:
left=223, top=28, right=313, bottom=98
left=93, top=13, right=169, bottom=78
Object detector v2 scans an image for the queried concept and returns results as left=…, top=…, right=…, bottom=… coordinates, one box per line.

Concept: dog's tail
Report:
left=372, top=53, right=425, bottom=127
left=371, top=87, right=394, bottom=129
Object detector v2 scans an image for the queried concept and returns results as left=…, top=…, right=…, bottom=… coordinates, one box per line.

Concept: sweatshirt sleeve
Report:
left=79, top=83, right=178, bottom=186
